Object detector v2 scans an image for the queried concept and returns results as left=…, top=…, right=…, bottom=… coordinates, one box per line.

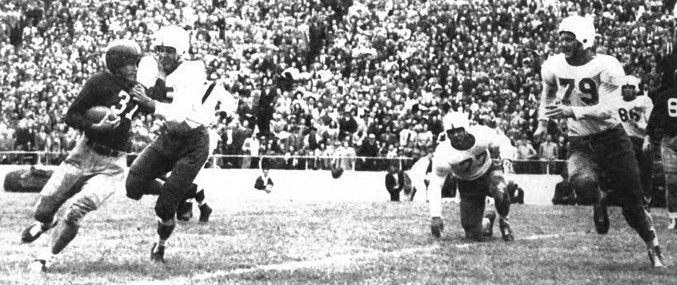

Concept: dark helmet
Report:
left=104, top=39, right=142, bottom=74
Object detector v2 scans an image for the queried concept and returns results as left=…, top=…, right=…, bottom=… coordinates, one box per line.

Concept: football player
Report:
left=534, top=16, right=664, bottom=267
left=614, top=75, right=654, bottom=208
left=125, top=25, right=235, bottom=263
left=21, top=40, right=151, bottom=272
left=646, top=71, right=677, bottom=230
left=428, top=112, right=516, bottom=242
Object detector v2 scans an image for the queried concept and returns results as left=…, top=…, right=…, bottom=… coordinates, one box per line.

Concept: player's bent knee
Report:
left=34, top=196, right=60, bottom=224
left=125, top=173, right=146, bottom=200
left=570, top=174, right=597, bottom=192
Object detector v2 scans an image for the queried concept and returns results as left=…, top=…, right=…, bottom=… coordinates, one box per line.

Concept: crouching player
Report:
left=428, top=112, right=516, bottom=242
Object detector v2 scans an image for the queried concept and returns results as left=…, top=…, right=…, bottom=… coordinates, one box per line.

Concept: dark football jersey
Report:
left=65, top=72, right=153, bottom=151
left=647, top=87, right=677, bottom=138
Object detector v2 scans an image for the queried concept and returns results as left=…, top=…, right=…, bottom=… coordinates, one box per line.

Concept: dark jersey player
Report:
left=646, top=80, right=677, bottom=230
left=21, top=39, right=151, bottom=273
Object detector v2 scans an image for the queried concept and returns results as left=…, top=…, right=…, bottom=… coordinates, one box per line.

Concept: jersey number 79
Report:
left=559, top=78, right=598, bottom=105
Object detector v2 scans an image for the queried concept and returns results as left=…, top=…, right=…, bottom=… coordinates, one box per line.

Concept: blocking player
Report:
left=646, top=73, right=677, bottom=230
left=428, top=111, right=516, bottom=242
left=534, top=15, right=664, bottom=267
left=125, top=25, right=234, bottom=263
left=614, top=75, right=654, bottom=208
left=21, top=40, right=149, bottom=272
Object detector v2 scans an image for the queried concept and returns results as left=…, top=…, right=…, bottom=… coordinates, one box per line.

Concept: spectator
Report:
left=385, top=163, right=404, bottom=202
left=538, top=134, right=559, bottom=174
left=357, top=133, right=379, bottom=171
left=241, top=133, right=260, bottom=169
left=254, top=165, right=274, bottom=194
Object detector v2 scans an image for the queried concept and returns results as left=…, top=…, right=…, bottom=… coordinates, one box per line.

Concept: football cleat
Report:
left=648, top=245, right=666, bottom=268
left=668, top=218, right=677, bottom=230
left=21, top=220, right=58, bottom=244
left=176, top=201, right=193, bottom=221
left=593, top=192, right=609, bottom=234
left=430, top=217, right=444, bottom=238
left=150, top=243, right=166, bottom=263
left=27, top=259, right=48, bottom=273
left=198, top=204, right=212, bottom=223
left=499, top=218, right=514, bottom=242
left=482, top=211, right=497, bottom=237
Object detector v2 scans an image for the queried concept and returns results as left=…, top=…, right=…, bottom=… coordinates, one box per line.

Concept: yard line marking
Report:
left=191, top=231, right=582, bottom=281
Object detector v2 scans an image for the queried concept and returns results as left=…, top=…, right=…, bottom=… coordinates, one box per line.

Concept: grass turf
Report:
left=1, top=191, right=676, bottom=285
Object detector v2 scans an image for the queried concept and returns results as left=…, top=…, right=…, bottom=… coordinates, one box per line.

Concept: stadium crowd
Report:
left=0, top=0, right=674, bottom=171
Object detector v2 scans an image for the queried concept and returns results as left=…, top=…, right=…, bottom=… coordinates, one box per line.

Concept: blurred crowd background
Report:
left=1, top=0, right=676, bottom=173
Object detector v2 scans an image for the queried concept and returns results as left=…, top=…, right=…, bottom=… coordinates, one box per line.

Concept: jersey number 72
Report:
left=559, top=78, right=599, bottom=105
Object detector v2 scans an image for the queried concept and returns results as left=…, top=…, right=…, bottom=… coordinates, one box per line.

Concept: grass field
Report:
left=1, top=189, right=677, bottom=285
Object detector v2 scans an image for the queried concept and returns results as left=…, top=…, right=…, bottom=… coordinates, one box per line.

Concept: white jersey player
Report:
left=614, top=75, right=653, bottom=143
left=534, top=15, right=664, bottom=268
left=614, top=75, right=654, bottom=207
left=428, top=112, right=516, bottom=242
left=125, top=25, right=235, bottom=263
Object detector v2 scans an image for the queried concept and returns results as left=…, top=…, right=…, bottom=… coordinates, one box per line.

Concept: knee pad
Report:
left=570, top=174, right=597, bottom=193
left=570, top=174, right=597, bottom=190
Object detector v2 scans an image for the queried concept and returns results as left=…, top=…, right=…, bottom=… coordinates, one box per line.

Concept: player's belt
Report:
left=86, top=140, right=125, bottom=157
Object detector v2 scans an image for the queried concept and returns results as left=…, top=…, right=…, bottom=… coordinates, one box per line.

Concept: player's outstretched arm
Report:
left=428, top=157, right=450, bottom=238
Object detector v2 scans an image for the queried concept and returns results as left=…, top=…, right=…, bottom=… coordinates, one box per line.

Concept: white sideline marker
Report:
left=191, top=231, right=582, bottom=282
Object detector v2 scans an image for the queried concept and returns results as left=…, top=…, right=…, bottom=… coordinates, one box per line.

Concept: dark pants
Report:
left=629, top=137, right=653, bottom=204
left=126, top=125, right=210, bottom=221
left=388, top=190, right=400, bottom=201
left=457, top=163, right=510, bottom=240
left=567, top=125, right=655, bottom=243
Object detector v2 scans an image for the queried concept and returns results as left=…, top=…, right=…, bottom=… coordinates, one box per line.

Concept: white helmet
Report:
left=621, top=75, right=640, bottom=89
left=153, top=25, right=190, bottom=55
left=558, top=15, right=596, bottom=49
left=443, top=112, right=470, bottom=131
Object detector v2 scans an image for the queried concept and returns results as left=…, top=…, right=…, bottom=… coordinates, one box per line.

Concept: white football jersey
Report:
left=428, top=125, right=514, bottom=217
left=540, top=53, right=624, bottom=137
left=432, top=125, right=514, bottom=181
left=138, top=56, right=235, bottom=127
left=613, top=95, right=653, bottom=139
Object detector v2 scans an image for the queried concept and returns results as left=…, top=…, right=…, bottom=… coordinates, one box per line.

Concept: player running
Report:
left=646, top=72, right=677, bottom=230
left=21, top=40, right=150, bottom=272
left=125, top=25, right=235, bottom=263
left=428, top=112, right=516, bottom=242
left=614, top=75, right=654, bottom=208
left=534, top=15, right=664, bottom=267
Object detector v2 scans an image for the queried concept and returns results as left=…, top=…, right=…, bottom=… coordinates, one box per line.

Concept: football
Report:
left=331, top=166, right=344, bottom=179
left=85, top=106, right=117, bottom=122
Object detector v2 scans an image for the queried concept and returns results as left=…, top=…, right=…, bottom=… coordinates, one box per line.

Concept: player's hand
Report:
left=544, top=104, right=574, bottom=119
left=533, top=123, right=547, bottom=139
left=642, top=137, right=652, bottom=153
left=90, top=111, right=120, bottom=131
left=265, top=184, right=273, bottom=193
left=430, top=217, right=444, bottom=238
left=130, top=84, right=156, bottom=110
left=501, top=159, right=512, bottom=173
